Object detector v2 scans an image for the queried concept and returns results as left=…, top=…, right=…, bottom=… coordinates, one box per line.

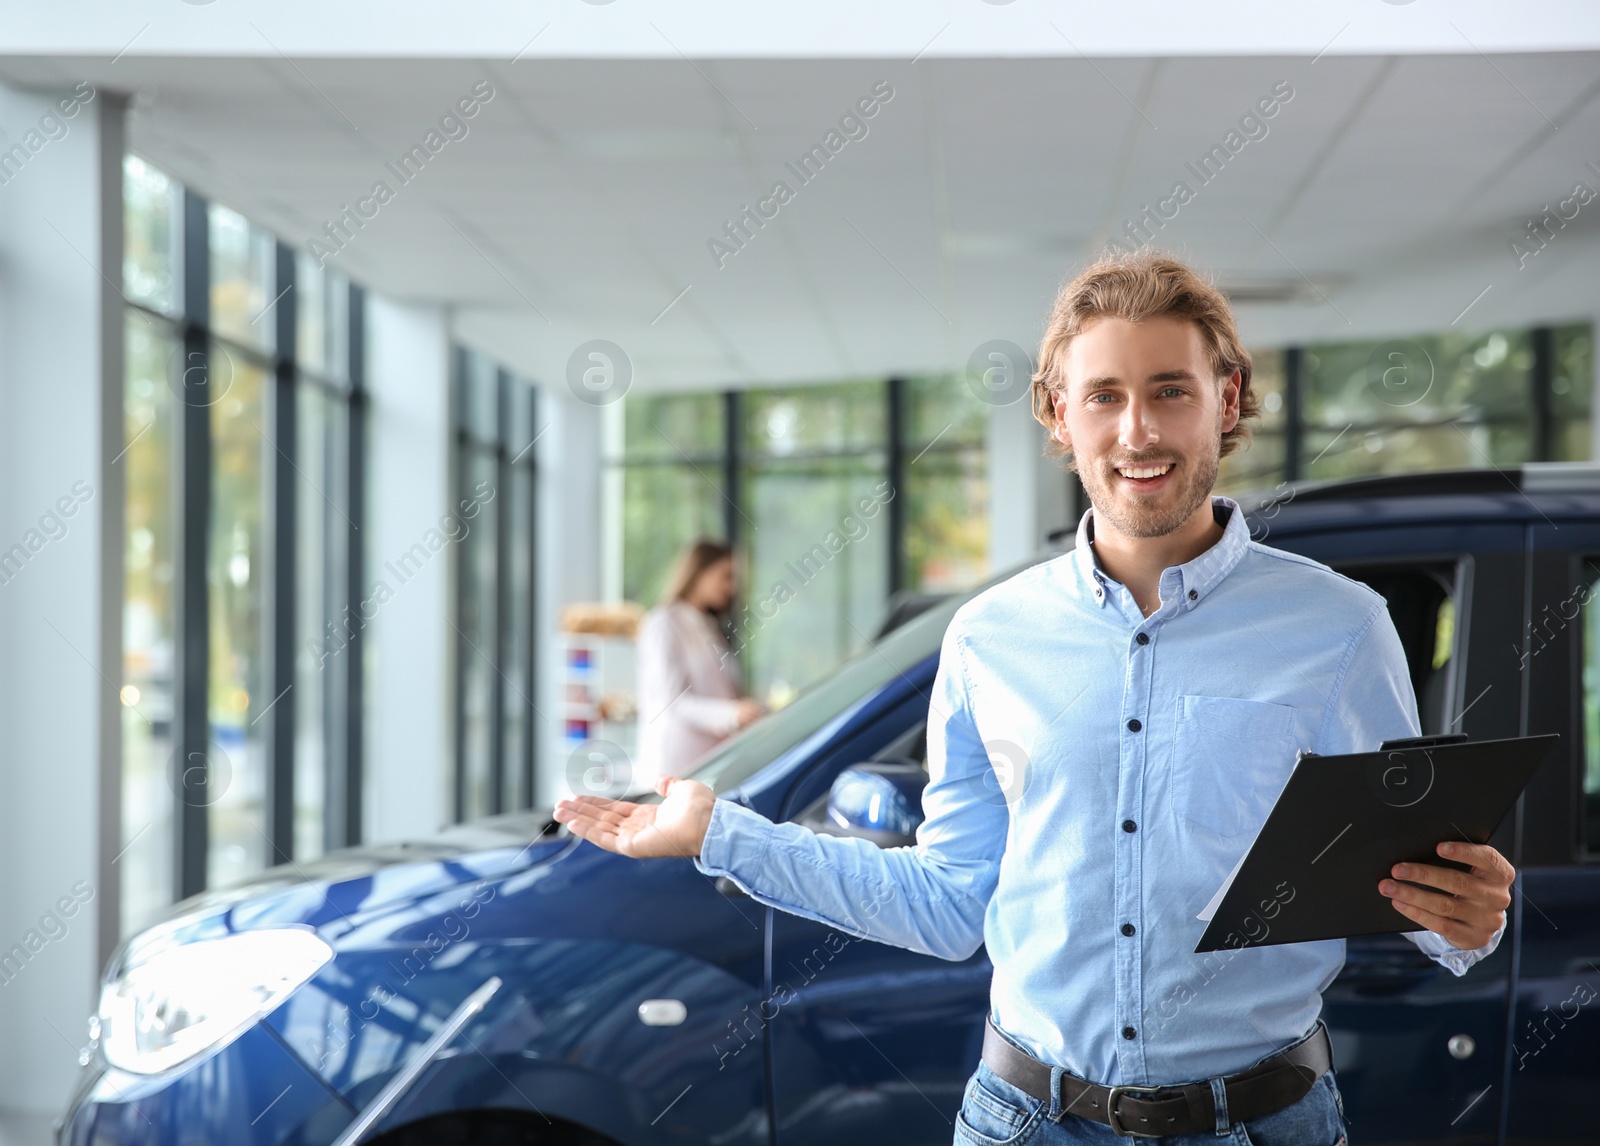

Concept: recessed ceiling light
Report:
left=1216, top=275, right=1348, bottom=304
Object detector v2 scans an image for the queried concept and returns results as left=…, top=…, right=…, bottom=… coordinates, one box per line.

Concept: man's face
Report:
left=1049, top=315, right=1240, bottom=540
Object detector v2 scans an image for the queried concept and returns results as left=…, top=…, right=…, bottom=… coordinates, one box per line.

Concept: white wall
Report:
left=0, top=82, right=123, bottom=1120
left=362, top=296, right=453, bottom=841
left=534, top=392, right=604, bottom=806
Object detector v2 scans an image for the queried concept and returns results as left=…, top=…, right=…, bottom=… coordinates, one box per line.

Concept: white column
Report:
left=986, top=394, right=1076, bottom=572
left=535, top=393, right=603, bottom=806
left=362, top=297, right=452, bottom=842
left=0, top=82, right=124, bottom=1120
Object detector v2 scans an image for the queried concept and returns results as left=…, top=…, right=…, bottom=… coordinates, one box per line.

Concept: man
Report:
left=554, top=250, right=1515, bottom=1144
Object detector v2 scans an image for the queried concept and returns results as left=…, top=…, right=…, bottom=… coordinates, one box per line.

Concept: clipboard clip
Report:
left=1378, top=733, right=1469, bottom=751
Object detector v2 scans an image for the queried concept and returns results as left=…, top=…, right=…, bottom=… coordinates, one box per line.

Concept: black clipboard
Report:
left=1193, top=732, right=1559, bottom=953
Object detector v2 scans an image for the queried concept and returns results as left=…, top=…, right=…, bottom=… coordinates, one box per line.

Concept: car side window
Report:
left=1578, top=560, right=1600, bottom=856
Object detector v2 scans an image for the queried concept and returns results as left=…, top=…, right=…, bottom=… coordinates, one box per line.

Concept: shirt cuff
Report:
left=1410, top=915, right=1507, bottom=976
left=693, top=798, right=777, bottom=882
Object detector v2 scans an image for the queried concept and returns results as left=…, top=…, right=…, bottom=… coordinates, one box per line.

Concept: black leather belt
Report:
left=981, top=1017, right=1333, bottom=1138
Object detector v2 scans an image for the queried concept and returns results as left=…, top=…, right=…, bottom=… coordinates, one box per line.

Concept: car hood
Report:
left=111, top=810, right=572, bottom=975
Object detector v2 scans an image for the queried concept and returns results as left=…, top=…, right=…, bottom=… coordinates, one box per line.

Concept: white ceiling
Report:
left=4, top=30, right=1600, bottom=393
left=4, top=1, right=1599, bottom=60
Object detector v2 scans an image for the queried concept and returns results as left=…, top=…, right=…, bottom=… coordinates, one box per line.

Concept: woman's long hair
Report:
left=657, top=539, right=735, bottom=616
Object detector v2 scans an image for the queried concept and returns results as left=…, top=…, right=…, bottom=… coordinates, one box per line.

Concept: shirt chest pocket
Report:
left=1169, top=694, right=1297, bottom=838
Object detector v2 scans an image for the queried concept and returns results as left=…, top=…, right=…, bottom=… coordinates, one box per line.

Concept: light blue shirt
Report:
left=695, top=494, right=1503, bottom=1086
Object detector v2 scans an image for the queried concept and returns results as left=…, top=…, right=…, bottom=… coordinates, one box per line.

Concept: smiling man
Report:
left=554, top=250, right=1515, bottom=1145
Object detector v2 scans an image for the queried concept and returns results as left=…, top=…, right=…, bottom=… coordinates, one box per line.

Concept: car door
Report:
left=1501, top=525, right=1600, bottom=1143
left=1280, top=522, right=1524, bottom=1146
left=765, top=688, right=993, bottom=1146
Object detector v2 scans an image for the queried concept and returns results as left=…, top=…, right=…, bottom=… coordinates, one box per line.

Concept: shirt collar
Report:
left=1071, top=494, right=1249, bottom=613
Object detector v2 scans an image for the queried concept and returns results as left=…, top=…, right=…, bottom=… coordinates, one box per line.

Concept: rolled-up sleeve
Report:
left=1319, top=597, right=1505, bottom=975
left=1407, top=916, right=1507, bottom=976
left=693, top=612, right=1008, bottom=961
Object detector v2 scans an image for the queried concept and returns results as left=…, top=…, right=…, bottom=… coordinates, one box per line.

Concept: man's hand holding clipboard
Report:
left=1378, top=839, right=1514, bottom=951
left=1194, top=732, right=1554, bottom=954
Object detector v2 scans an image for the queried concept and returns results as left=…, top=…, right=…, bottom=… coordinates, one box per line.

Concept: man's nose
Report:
left=1119, top=395, right=1159, bottom=451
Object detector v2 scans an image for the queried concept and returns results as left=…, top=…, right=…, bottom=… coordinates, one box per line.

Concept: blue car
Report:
left=62, top=468, right=1600, bottom=1145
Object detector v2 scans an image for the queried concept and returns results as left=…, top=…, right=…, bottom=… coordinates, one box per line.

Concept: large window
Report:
left=605, top=376, right=993, bottom=708
left=451, top=347, right=540, bottom=822
left=1217, top=348, right=1288, bottom=491
left=742, top=381, right=890, bottom=704
left=1217, top=325, right=1595, bottom=493
left=120, top=156, right=365, bottom=934
left=902, top=373, right=990, bottom=592
left=121, top=156, right=182, bottom=930
left=206, top=202, right=276, bottom=889
left=606, top=392, right=729, bottom=610
left=206, top=328, right=270, bottom=889
left=293, top=254, right=354, bottom=861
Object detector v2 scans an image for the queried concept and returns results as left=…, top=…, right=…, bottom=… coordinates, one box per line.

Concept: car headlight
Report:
left=99, top=928, right=333, bottom=1075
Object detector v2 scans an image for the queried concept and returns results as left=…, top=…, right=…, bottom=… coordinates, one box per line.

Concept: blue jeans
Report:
left=953, top=1054, right=1349, bottom=1145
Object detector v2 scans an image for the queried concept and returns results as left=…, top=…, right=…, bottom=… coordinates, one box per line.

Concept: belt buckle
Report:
left=1104, top=1084, right=1163, bottom=1138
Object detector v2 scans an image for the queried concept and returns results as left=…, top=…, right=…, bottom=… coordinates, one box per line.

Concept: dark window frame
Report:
left=450, top=347, right=540, bottom=822
left=132, top=181, right=366, bottom=903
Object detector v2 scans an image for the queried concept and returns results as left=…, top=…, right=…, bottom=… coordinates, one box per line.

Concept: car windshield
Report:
left=672, top=550, right=1058, bottom=797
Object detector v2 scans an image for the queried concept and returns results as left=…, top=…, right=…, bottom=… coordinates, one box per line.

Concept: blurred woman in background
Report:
left=636, top=539, right=765, bottom=782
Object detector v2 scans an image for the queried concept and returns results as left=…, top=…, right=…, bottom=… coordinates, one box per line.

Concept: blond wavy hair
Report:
left=1029, top=249, right=1259, bottom=466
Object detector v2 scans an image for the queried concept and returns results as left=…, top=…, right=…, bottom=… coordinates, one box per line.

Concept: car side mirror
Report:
left=820, top=760, right=926, bottom=847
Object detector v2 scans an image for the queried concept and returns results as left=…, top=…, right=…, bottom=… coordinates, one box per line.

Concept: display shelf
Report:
left=558, top=631, right=638, bottom=758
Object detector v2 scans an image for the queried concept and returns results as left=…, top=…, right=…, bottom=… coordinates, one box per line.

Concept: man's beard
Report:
left=1078, top=445, right=1220, bottom=539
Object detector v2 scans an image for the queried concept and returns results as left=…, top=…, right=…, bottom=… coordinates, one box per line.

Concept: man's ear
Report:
left=1219, top=368, right=1242, bottom=435
left=1050, top=389, right=1073, bottom=452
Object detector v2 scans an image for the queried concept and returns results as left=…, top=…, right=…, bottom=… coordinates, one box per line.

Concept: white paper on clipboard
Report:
left=1197, top=851, right=1248, bottom=922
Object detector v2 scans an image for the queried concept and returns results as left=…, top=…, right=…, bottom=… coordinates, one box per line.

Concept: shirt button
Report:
left=1135, top=632, right=1149, bottom=645
left=1121, top=922, right=1136, bottom=936
left=1126, top=718, right=1141, bottom=732
left=1188, top=589, right=1198, bottom=601
left=1122, top=1026, right=1137, bottom=1040
left=1122, top=819, right=1137, bottom=833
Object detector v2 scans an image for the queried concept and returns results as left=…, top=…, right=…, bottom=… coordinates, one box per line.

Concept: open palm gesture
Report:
left=553, top=775, right=716, bottom=859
